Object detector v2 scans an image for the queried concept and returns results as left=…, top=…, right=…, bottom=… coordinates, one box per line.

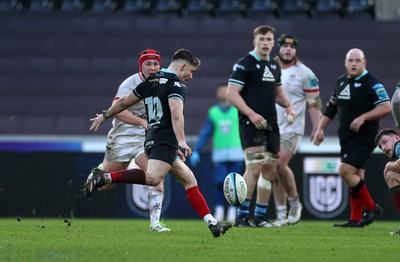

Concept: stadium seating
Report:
left=314, top=0, right=345, bottom=19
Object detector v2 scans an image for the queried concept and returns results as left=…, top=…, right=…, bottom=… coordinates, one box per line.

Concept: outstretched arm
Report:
left=90, top=92, right=140, bottom=131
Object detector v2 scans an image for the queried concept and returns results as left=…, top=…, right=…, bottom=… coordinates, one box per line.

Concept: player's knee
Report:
left=244, top=151, right=265, bottom=165
left=147, top=176, right=163, bottom=186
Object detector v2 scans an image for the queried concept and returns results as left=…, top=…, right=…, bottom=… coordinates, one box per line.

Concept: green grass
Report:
left=0, top=218, right=399, bottom=262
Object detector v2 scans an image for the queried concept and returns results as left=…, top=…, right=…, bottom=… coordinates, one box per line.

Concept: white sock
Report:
left=148, top=190, right=163, bottom=225
left=227, top=206, right=237, bottom=221
left=214, top=205, right=225, bottom=221
left=276, top=204, right=287, bottom=219
left=104, top=173, right=112, bottom=183
left=203, top=214, right=217, bottom=225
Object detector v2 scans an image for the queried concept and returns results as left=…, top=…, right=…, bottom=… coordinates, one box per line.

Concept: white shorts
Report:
left=280, top=133, right=302, bottom=154
left=104, top=138, right=145, bottom=163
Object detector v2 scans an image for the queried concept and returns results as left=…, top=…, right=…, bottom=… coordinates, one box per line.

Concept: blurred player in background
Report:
left=190, top=83, right=244, bottom=222
left=257, top=34, right=322, bottom=226
left=375, top=127, right=400, bottom=235
left=313, top=48, right=391, bottom=227
left=227, top=25, right=295, bottom=228
left=86, top=49, right=170, bottom=232
left=86, top=49, right=232, bottom=238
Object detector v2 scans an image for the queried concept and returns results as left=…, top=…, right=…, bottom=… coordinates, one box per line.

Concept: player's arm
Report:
left=169, top=98, right=191, bottom=159
left=227, top=83, right=267, bottom=130
left=112, top=100, right=147, bottom=128
left=90, top=92, right=140, bottom=131
left=350, top=102, right=391, bottom=132
left=305, top=92, right=322, bottom=139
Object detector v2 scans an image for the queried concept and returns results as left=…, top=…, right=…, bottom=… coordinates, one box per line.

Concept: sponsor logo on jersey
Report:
left=262, top=66, right=275, bottom=82
left=354, top=82, right=361, bottom=88
left=159, top=78, right=168, bottom=84
left=233, top=63, right=245, bottom=71
left=270, top=64, right=276, bottom=70
left=174, top=82, right=182, bottom=87
left=338, top=84, right=350, bottom=100
left=303, top=157, right=347, bottom=218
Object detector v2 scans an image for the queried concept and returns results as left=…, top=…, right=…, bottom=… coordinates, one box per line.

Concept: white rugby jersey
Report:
left=276, top=62, right=319, bottom=135
left=107, top=73, right=146, bottom=143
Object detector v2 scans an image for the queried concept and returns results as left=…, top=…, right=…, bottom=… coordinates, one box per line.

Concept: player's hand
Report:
left=190, top=151, right=200, bottom=166
left=90, top=114, right=107, bottom=131
left=313, top=130, right=324, bottom=146
left=177, top=141, right=192, bottom=161
left=284, top=105, right=296, bottom=125
left=249, top=112, right=268, bottom=130
left=350, top=117, right=364, bottom=133
left=284, top=111, right=295, bottom=125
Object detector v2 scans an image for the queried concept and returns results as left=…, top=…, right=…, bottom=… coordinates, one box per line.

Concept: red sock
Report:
left=390, top=186, right=400, bottom=213
left=186, top=186, right=211, bottom=218
left=110, top=169, right=146, bottom=184
left=352, top=180, right=375, bottom=211
left=349, top=194, right=363, bottom=222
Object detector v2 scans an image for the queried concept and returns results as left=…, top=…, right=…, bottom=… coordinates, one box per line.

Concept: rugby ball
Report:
left=223, top=172, right=247, bottom=206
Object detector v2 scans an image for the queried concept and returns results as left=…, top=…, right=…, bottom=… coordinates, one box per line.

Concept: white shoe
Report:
left=273, top=218, right=288, bottom=227
left=150, top=222, right=171, bottom=232
left=288, top=201, right=302, bottom=225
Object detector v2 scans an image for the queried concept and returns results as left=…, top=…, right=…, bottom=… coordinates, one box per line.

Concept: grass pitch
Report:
left=0, top=218, right=399, bottom=262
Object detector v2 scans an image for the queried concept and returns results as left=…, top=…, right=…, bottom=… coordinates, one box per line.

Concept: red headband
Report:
left=138, top=49, right=161, bottom=73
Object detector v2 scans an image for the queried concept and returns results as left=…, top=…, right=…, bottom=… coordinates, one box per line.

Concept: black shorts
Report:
left=340, top=135, right=375, bottom=169
left=239, top=120, right=280, bottom=155
left=144, top=140, right=177, bottom=166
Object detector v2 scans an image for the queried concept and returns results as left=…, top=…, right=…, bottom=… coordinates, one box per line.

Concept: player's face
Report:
left=179, top=63, right=197, bottom=82
left=142, top=59, right=161, bottom=78
left=253, top=32, right=274, bottom=59
left=378, top=134, right=397, bottom=158
left=345, top=50, right=366, bottom=78
left=278, top=44, right=297, bottom=64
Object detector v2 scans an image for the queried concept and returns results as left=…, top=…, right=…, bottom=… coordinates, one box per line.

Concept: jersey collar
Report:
left=353, top=70, right=368, bottom=81
left=250, top=51, right=270, bottom=62
left=161, top=68, right=176, bottom=76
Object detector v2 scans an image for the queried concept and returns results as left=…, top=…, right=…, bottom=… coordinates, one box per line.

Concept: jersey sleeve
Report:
left=132, top=81, right=145, bottom=99
left=301, top=65, right=319, bottom=93
left=371, top=82, right=390, bottom=106
left=228, top=58, right=246, bottom=88
left=168, top=81, right=186, bottom=102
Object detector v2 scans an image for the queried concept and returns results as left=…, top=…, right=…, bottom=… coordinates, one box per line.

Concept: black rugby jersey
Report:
left=133, top=68, right=186, bottom=142
left=325, top=70, right=390, bottom=142
left=229, top=51, right=282, bottom=123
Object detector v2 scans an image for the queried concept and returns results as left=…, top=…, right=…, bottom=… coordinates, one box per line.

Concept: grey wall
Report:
left=1, top=12, right=399, bottom=136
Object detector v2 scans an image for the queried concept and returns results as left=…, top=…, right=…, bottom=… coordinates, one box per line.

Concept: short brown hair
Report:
left=253, top=25, right=275, bottom=37
left=172, top=48, right=201, bottom=68
left=375, top=128, right=400, bottom=146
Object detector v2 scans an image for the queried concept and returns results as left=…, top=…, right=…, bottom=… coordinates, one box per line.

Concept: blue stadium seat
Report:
left=122, top=0, right=153, bottom=14
left=314, top=0, right=344, bottom=19
left=152, top=0, right=184, bottom=16
left=60, top=0, right=91, bottom=11
left=215, top=0, right=247, bottom=17
left=281, top=0, right=313, bottom=19
left=185, top=0, right=215, bottom=17
left=345, top=0, right=375, bottom=19
left=248, top=0, right=281, bottom=18
left=30, top=0, right=61, bottom=11
left=91, top=0, right=123, bottom=12
left=0, top=0, right=29, bottom=11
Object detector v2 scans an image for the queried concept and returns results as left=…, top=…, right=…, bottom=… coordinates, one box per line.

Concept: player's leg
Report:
left=276, top=134, right=303, bottom=225
left=254, top=158, right=277, bottom=228
left=384, top=169, right=400, bottom=234
left=271, top=177, right=288, bottom=226
left=235, top=146, right=264, bottom=227
left=253, top=126, right=280, bottom=228
left=170, top=158, right=231, bottom=237
left=135, top=152, right=170, bottom=232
